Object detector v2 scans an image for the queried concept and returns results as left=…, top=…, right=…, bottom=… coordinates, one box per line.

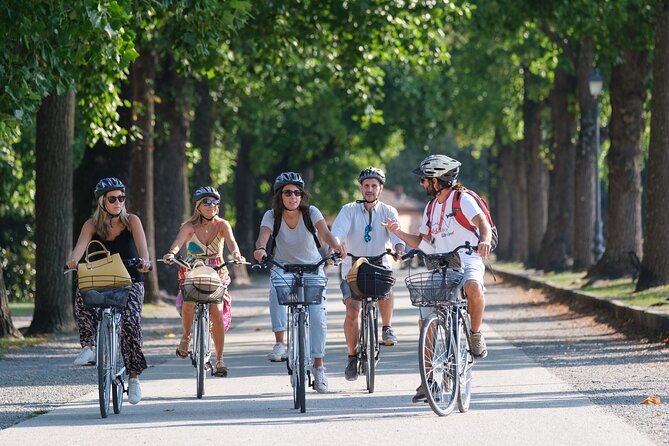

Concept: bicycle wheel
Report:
left=297, top=310, right=307, bottom=413
left=288, top=309, right=300, bottom=409
left=112, top=321, right=124, bottom=414
left=418, top=312, right=458, bottom=416
left=196, top=308, right=206, bottom=399
left=457, top=309, right=473, bottom=413
left=97, top=320, right=112, bottom=418
left=365, top=304, right=376, bottom=393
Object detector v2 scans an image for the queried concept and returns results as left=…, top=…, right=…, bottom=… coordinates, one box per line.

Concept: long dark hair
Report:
left=271, top=185, right=312, bottom=217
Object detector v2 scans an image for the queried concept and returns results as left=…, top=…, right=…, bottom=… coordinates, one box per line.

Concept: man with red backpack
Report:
left=383, top=154, right=494, bottom=402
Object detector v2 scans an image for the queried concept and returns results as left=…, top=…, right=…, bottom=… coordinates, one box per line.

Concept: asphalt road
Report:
left=0, top=267, right=664, bottom=446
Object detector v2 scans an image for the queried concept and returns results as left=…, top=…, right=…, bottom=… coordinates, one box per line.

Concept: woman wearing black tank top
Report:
left=66, top=178, right=151, bottom=405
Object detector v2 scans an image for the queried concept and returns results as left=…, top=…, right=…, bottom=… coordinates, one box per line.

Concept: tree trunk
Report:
left=523, top=74, right=548, bottom=267
left=191, top=78, right=213, bottom=188
left=129, top=50, right=162, bottom=303
left=637, top=0, right=669, bottom=290
left=588, top=49, right=648, bottom=280
left=154, top=54, right=189, bottom=295
left=541, top=68, right=577, bottom=272
left=0, top=266, right=22, bottom=338
left=494, top=141, right=514, bottom=260
left=234, top=134, right=259, bottom=257
left=28, top=90, right=76, bottom=334
left=507, top=141, right=528, bottom=261
left=572, top=37, right=598, bottom=270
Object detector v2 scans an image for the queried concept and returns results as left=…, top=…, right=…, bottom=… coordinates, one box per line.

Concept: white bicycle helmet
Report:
left=412, top=155, right=461, bottom=186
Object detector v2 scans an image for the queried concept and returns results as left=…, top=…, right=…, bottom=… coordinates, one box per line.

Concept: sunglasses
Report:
left=200, top=198, right=220, bottom=206
left=364, top=224, right=372, bottom=243
left=282, top=190, right=304, bottom=197
left=106, top=195, right=126, bottom=204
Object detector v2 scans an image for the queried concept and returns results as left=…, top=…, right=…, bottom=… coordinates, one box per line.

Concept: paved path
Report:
left=0, top=268, right=656, bottom=446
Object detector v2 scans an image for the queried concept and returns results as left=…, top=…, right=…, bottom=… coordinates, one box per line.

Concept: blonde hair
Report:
left=92, top=195, right=131, bottom=239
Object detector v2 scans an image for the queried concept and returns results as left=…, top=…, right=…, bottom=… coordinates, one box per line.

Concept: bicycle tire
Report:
left=112, top=321, right=123, bottom=414
left=196, top=308, right=206, bottom=399
left=419, top=312, right=458, bottom=416
left=97, top=319, right=111, bottom=418
left=365, top=304, right=376, bottom=393
left=289, top=309, right=299, bottom=409
left=457, top=309, right=473, bottom=413
left=298, top=310, right=306, bottom=413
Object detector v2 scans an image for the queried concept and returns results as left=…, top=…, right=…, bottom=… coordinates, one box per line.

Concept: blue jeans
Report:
left=269, top=271, right=327, bottom=359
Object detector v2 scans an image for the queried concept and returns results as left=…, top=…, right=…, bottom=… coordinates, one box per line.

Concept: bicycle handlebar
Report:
left=253, top=252, right=341, bottom=273
left=347, top=248, right=400, bottom=263
left=158, top=255, right=251, bottom=271
left=401, top=242, right=478, bottom=261
left=63, top=257, right=153, bottom=274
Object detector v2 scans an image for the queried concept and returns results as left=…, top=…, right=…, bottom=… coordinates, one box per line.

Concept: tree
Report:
left=637, top=0, right=669, bottom=290
left=0, top=266, right=21, bottom=338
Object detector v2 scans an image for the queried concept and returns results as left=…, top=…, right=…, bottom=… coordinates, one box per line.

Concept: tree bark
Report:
left=523, top=73, right=548, bottom=267
left=540, top=68, right=577, bottom=272
left=0, top=266, right=22, bottom=338
left=637, top=0, right=669, bottom=290
left=154, top=54, right=189, bottom=295
left=494, top=141, right=514, bottom=260
left=28, top=90, right=76, bottom=334
left=506, top=141, right=528, bottom=261
left=129, top=50, right=162, bottom=303
left=191, top=78, right=213, bottom=188
left=234, top=134, right=260, bottom=257
left=588, top=49, right=648, bottom=279
left=572, top=36, right=598, bottom=271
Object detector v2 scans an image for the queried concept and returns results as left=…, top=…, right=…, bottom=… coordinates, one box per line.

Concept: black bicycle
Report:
left=254, top=252, right=339, bottom=413
left=346, top=250, right=397, bottom=393
left=403, top=243, right=477, bottom=416
left=65, top=258, right=145, bottom=418
left=161, top=256, right=249, bottom=399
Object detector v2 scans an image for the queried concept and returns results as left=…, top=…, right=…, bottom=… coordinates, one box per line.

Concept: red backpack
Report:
left=426, top=188, right=498, bottom=251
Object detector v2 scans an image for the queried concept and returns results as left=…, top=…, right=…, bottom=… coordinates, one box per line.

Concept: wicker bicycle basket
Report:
left=405, top=270, right=464, bottom=307
left=271, top=273, right=327, bottom=306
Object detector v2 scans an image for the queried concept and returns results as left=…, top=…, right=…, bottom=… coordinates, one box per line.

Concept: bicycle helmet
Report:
left=357, top=167, right=386, bottom=184
left=412, top=155, right=461, bottom=186
left=273, top=172, right=304, bottom=192
left=192, top=186, right=220, bottom=205
left=94, top=177, right=125, bottom=199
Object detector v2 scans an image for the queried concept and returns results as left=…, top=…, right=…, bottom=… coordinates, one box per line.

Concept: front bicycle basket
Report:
left=182, top=265, right=225, bottom=303
left=347, top=270, right=396, bottom=300
left=82, top=286, right=131, bottom=308
left=405, top=270, right=463, bottom=307
left=271, top=273, right=327, bottom=305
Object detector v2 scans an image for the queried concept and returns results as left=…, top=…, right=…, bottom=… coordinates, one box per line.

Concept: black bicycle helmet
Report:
left=94, top=177, right=125, bottom=199
left=412, top=155, right=461, bottom=186
left=273, top=172, right=304, bottom=192
left=357, top=167, right=386, bottom=184
left=192, top=186, right=220, bottom=205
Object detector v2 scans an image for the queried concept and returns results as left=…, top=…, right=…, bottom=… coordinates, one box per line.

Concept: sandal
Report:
left=176, top=335, right=190, bottom=358
left=214, top=360, right=228, bottom=377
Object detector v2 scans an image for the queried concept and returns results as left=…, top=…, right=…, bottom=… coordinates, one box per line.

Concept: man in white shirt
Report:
left=382, top=155, right=493, bottom=402
left=331, top=167, right=405, bottom=381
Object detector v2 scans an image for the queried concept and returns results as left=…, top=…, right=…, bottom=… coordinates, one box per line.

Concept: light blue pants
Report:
left=269, top=272, right=327, bottom=359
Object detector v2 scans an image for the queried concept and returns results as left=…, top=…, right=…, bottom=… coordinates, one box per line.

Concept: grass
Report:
left=8, top=301, right=34, bottom=318
left=0, top=336, right=48, bottom=360
left=495, top=261, right=669, bottom=308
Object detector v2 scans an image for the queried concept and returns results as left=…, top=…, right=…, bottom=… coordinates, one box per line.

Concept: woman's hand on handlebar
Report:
left=137, top=259, right=151, bottom=272
left=163, top=252, right=176, bottom=264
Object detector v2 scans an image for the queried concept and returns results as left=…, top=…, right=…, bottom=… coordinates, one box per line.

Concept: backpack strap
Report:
left=452, top=189, right=480, bottom=238
left=268, top=208, right=321, bottom=255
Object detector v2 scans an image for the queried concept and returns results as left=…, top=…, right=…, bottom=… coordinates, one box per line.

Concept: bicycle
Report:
left=346, top=249, right=397, bottom=393
left=254, top=252, right=339, bottom=413
left=403, top=243, right=477, bottom=416
left=64, top=258, right=145, bottom=418
left=161, top=256, right=250, bottom=399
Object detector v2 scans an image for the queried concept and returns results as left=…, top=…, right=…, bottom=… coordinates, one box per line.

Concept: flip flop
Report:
left=214, top=361, right=228, bottom=377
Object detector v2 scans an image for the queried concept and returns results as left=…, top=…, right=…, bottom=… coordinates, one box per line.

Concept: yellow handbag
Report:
left=77, top=240, right=132, bottom=291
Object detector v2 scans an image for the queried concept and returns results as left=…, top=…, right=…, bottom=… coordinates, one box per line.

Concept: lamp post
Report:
left=589, top=69, right=604, bottom=261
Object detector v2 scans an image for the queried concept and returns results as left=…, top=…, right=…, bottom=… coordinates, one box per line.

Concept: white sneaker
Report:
left=267, top=343, right=287, bottom=362
left=312, top=366, right=329, bottom=393
left=127, top=377, right=142, bottom=404
left=73, top=346, right=96, bottom=366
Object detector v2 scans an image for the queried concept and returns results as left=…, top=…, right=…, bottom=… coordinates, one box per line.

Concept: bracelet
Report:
left=255, top=247, right=266, bottom=251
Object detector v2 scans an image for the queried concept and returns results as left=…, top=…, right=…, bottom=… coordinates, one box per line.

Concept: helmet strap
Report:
left=99, top=203, right=122, bottom=219
left=355, top=198, right=378, bottom=204
left=199, top=213, right=215, bottom=223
